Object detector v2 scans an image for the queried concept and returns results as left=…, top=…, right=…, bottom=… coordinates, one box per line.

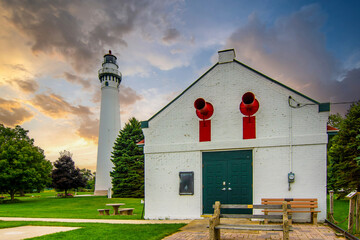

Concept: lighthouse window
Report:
left=105, top=55, right=117, bottom=65
left=179, top=171, right=194, bottom=195
left=105, top=82, right=109, bottom=86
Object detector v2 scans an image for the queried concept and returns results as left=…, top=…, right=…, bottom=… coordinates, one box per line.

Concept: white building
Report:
left=141, top=49, right=330, bottom=221
left=94, top=51, right=121, bottom=195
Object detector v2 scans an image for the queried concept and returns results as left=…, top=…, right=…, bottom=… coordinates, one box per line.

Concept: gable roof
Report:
left=141, top=55, right=330, bottom=128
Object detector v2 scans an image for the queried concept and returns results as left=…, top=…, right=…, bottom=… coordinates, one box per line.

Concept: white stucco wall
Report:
left=144, top=151, right=202, bottom=219
left=143, top=50, right=329, bottom=221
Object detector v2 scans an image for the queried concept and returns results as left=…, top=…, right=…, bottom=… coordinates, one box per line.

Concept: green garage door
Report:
left=202, top=150, right=253, bottom=214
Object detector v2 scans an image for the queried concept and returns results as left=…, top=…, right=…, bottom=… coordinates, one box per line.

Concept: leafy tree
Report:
left=328, top=101, right=360, bottom=193
left=0, top=124, right=52, bottom=200
left=110, top=117, right=144, bottom=198
left=51, top=150, right=86, bottom=196
left=327, top=113, right=344, bottom=129
left=80, top=168, right=95, bottom=190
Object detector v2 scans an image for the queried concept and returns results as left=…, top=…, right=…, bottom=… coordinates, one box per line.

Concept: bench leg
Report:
left=288, top=213, right=292, bottom=225
left=98, top=210, right=104, bottom=215
left=312, top=212, right=318, bottom=225
left=105, top=209, right=110, bottom=215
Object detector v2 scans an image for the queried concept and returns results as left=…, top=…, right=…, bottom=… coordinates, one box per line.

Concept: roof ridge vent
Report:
left=218, top=49, right=235, bottom=64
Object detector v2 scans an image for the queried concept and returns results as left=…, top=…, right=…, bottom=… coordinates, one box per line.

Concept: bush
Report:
left=56, top=193, right=74, bottom=198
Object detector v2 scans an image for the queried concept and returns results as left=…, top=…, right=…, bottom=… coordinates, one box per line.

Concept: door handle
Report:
left=221, top=188, right=226, bottom=191
left=228, top=188, right=232, bottom=191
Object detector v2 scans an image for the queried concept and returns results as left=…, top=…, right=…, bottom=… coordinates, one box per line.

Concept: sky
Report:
left=0, top=0, right=359, bottom=171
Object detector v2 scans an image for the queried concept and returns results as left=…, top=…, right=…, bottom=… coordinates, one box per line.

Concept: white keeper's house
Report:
left=141, top=49, right=330, bottom=222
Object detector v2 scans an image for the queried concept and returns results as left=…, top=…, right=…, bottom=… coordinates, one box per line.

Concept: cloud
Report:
left=30, top=93, right=99, bottom=141
left=31, top=93, right=74, bottom=118
left=162, top=28, right=180, bottom=45
left=13, top=78, right=39, bottom=93
left=120, top=85, right=143, bottom=107
left=63, top=72, right=92, bottom=89
left=335, top=68, right=360, bottom=101
left=1, top=0, right=181, bottom=73
left=76, top=116, right=99, bottom=143
left=0, top=98, right=33, bottom=126
left=224, top=4, right=359, bottom=113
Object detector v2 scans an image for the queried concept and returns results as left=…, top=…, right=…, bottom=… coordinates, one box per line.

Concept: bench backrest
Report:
left=262, top=198, right=318, bottom=209
left=213, top=202, right=290, bottom=219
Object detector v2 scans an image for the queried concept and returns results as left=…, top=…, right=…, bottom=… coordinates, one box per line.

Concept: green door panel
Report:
left=203, top=150, right=253, bottom=214
left=203, top=157, right=227, bottom=214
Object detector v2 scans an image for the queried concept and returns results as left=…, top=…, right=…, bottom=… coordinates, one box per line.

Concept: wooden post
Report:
left=356, top=193, right=360, bottom=234
left=209, top=201, right=221, bottom=240
left=282, top=201, right=290, bottom=240
left=348, top=197, right=356, bottom=233
left=329, top=190, right=335, bottom=222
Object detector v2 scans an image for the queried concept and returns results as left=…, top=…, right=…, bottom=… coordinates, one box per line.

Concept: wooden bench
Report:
left=97, top=209, right=110, bottom=215
left=118, top=208, right=134, bottom=215
left=209, top=201, right=291, bottom=240
left=262, top=198, right=320, bottom=224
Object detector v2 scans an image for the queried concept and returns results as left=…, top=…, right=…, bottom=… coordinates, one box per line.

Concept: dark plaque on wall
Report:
left=179, top=171, right=194, bottom=195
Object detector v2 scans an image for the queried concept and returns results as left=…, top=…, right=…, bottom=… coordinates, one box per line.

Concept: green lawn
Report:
left=0, top=191, right=144, bottom=219
left=328, top=195, right=351, bottom=232
left=0, top=221, right=184, bottom=240
left=0, top=192, right=184, bottom=239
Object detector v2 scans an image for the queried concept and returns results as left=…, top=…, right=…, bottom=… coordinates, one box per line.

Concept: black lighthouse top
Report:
left=103, top=50, right=117, bottom=66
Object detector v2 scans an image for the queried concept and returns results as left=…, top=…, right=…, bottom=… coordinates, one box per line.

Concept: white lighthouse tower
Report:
left=94, top=50, right=121, bottom=196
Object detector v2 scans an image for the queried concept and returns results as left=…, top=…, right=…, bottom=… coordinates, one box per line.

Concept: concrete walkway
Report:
left=0, top=226, right=80, bottom=240
left=0, top=217, right=191, bottom=224
left=163, top=219, right=346, bottom=240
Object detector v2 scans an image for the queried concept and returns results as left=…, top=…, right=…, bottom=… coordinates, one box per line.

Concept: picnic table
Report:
left=106, top=203, right=125, bottom=215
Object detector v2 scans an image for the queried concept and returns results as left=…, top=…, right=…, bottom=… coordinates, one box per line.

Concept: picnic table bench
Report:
left=118, top=208, right=134, bottom=215
left=262, top=198, right=320, bottom=224
left=209, top=201, right=291, bottom=240
left=97, top=209, right=110, bottom=215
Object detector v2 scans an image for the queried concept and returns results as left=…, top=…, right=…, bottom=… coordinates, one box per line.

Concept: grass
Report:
left=328, top=195, right=351, bottom=232
left=0, top=191, right=144, bottom=219
left=0, top=221, right=185, bottom=240
left=0, top=191, right=185, bottom=239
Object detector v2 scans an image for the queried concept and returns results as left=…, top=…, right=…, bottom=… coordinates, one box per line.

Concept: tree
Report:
left=51, top=150, right=86, bottom=196
left=110, top=117, right=144, bottom=198
left=0, top=124, right=52, bottom=200
left=80, top=168, right=95, bottom=190
left=328, top=101, right=360, bottom=193
left=327, top=113, right=344, bottom=129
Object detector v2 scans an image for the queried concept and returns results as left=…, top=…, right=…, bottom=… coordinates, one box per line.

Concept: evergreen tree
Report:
left=0, top=124, right=52, bottom=200
left=51, top=150, right=86, bottom=196
left=110, top=117, right=144, bottom=198
left=328, top=101, right=360, bottom=193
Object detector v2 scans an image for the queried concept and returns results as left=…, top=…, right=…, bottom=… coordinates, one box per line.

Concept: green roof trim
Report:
left=319, top=102, right=330, bottom=112
left=327, top=131, right=338, bottom=136
left=141, top=121, right=149, bottom=128
left=147, top=63, right=219, bottom=122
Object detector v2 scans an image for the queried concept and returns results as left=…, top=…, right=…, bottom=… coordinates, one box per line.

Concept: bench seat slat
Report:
left=220, top=214, right=285, bottom=219
left=215, top=224, right=292, bottom=231
left=216, top=204, right=289, bottom=209
left=262, top=198, right=317, bottom=201
left=263, top=210, right=320, bottom=213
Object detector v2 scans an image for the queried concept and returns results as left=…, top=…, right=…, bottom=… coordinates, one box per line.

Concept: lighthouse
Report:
left=94, top=50, right=121, bottom=196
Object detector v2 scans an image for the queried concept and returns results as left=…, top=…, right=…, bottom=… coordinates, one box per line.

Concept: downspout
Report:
left=288, top=96, right=293, bottom=191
